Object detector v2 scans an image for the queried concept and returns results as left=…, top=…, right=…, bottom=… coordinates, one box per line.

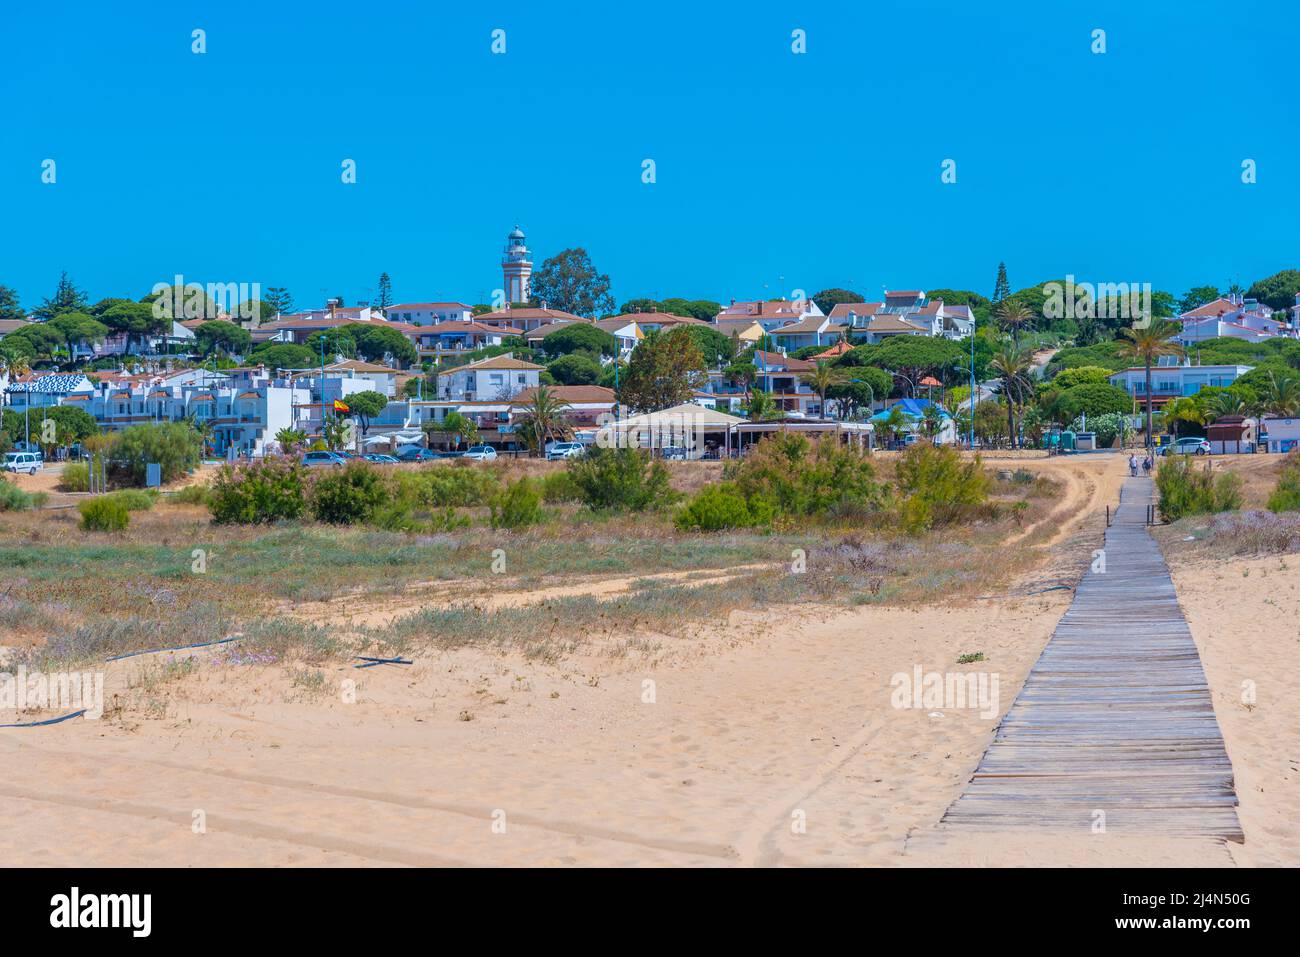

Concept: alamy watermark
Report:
left=1043, top=275, right=1152, bottom=328
left=150, top=275, right=261, bottom=321
left=594, top=411, right=708, bottom=454
left=890, top=665, right=1000, bottom=719
left=1, top=666, right=104, bottom=720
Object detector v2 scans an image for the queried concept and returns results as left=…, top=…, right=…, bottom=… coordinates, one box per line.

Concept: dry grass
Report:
left=2, top=458, right=1064, bottom=673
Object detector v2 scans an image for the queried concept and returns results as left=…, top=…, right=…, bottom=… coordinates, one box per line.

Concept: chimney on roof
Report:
left=756, top=301, right=763, bottom=316
left=328, top=299, right=338, bottom=320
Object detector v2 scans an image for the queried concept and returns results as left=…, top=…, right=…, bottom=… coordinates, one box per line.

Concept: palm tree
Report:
left=806, top=360, right=842, bottom=419
left=1116, top=318, right=1183, bottom=448
left=1207, top=391, right=1250, bottom=421
left=517, top=383, right=572, bottom=454
left=1162, top=396, right=1206, bottom=438
left=989, top=341, right=1033, bottom=448
left=997, top=300, right=1035, bottom=348
left=1260, top=371, right=1300, bottom=418
left=920, top=404, right=944, bottom=442
left=878, top=405, right=911, bottom=448
left=744, top=386, right=778, bottom=421
left=275, top=427, right=306, bottom=454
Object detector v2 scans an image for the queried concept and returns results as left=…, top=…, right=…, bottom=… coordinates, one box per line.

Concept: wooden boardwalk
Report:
left=942, top=476, right=1242, bottom=839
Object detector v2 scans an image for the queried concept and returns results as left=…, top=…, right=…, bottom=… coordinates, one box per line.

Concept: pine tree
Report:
left=0, top=285, right=22, bottom=322
left=264, top=287, right=295, bottom=315
left=376, top=273, right=393, bottom=312
left=34, top=271, right=88, bottom=320
left=992, top=262, right=1010, bottom=305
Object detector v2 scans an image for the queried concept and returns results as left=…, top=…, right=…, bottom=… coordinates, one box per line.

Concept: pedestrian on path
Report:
left=1129, top=453, right=1139, bottom=477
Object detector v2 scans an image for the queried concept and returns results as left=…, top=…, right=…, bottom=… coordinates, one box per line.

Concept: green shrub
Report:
left=0, top=477, right=45, bottom=511
left=394, top=463, right=499, bottom=509
left=490, top=478, right=544, bottom=529
left=675, top=482, right=774, bottom=531
left=78, top=495, right=130, bottom=531
left=209, top=458, right=307, bottom=524
left=538, top=469, right=583, bottom=503
left=169, top=483, right=212, bottom=506
left=1267, top=452, right=1300, bottom=513
left=110, top=422, right=202, bottom=485
left=1156, top=456, right=1243, bottom=521
left=58, top=462, right=90, bottom=492
left=725, top=433, right=886, bottom=519
left=107, top=488, right=157, bottom=511
left=309, top=461, right=392, bottom=524
left=895, top=444, right=990, bottom=534
left=566, top=446, right=674, bottom=512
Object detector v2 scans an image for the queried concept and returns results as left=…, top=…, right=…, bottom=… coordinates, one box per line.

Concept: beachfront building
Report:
left=1107, top=359, right=1253, bottom=409
left=414, top=321, right=509, bottom=363
left=714, top=298, right=822, bottom=332
left=436, top=354, right=542, bottom=402
left=3, top=372, right=96, bottom=410
left=826, top=293, right=974, bottom=343
left=384, top=302, right=474, bottom=325
left=701, top=350, right=823, bottom=415
left=765, top=315, right=849, bottom=351
left=471, top=306, right=588, bottom=334
left=1177, top=295, right=1296, bottom=345
left=324, top=360, right=399, bottom=398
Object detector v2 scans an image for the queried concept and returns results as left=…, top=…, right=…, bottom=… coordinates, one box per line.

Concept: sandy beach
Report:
left=1, top=452, right=1295, bottom=867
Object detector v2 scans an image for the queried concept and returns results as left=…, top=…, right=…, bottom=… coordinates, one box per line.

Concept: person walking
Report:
left=1129, top=453, right=1139, bottom=477
left=1142, top=454, right=1153, bottom=475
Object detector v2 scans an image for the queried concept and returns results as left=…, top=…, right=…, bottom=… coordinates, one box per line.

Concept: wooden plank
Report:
left=941, top=476, right=1243, bottom=840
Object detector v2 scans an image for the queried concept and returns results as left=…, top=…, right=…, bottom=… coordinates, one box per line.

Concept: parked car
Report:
left=432, top=450, right=464, bottom=459
left=3, top=451, right=43, bottom=475
left=396, top=446, right=439, bottom=462
left=463, top=445, right=498, bottom=461
left=302, top=450, right=348, bottom=468
left=363, top=453, right=399, bottom=464
left=546, top=441, right=586, bottom=461
left=1159, top=437, right=1211, bottom=457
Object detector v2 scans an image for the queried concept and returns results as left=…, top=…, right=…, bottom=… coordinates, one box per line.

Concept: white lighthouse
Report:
left=502, top=225, right=532, bottom=306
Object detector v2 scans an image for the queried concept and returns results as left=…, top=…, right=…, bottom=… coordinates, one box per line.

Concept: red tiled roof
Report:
left=512, top=385, right=616, bottom=404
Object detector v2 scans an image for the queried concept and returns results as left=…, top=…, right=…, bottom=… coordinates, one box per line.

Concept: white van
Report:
left=3, top=451, right=43, bottom=475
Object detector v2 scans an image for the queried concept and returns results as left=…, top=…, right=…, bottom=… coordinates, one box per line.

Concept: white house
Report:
left=385, top=302, right=474, bottom=325
left=3, top=372, right=96, bottom=410
left=1178, top=295, right=1295, bottom=344
left=1108, top=359, right=1252, bottom=408
left=714, top=299, right=823, bottom=332
left=436, top=353, right=542, bottom=402
left=827, top=293, right=974, bottom=341
left=765, top=316, right=849, bottom=351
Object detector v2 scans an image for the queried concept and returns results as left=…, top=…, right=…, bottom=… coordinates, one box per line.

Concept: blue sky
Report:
left=1, top=0, right=1296, bottom=311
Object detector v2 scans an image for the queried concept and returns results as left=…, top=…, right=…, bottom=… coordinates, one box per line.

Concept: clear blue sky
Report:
left=1, top=0, right=1296, bottom=311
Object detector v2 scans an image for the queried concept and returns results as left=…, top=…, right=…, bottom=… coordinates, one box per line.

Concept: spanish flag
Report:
left=332, top=399, right=350, bottom=413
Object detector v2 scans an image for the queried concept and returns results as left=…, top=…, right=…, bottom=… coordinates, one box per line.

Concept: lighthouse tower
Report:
left=502, top=225, right=532, bottom=306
